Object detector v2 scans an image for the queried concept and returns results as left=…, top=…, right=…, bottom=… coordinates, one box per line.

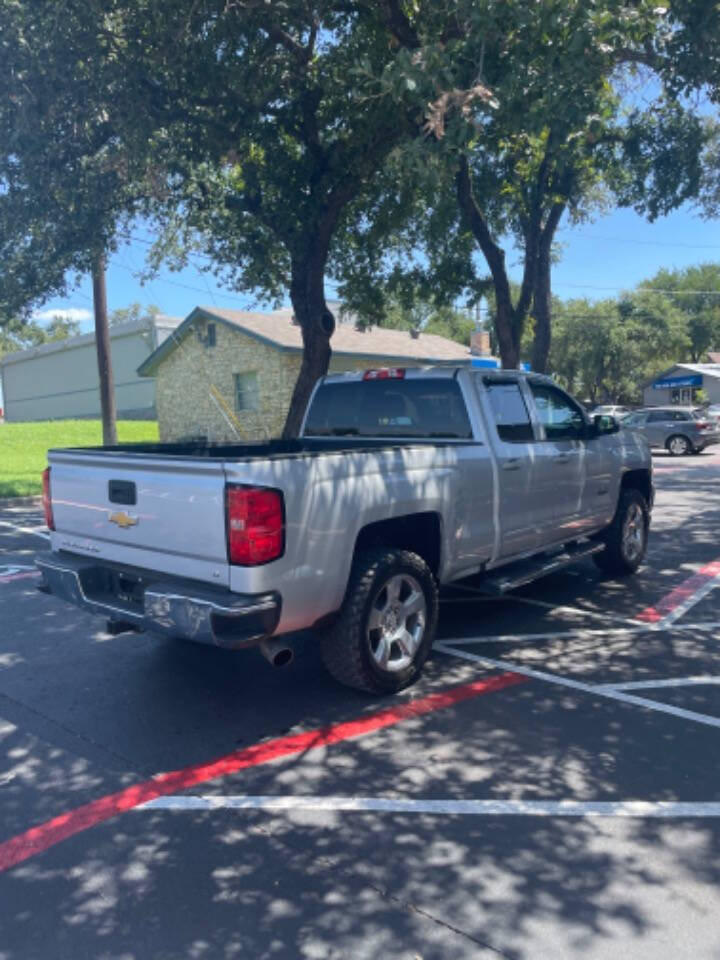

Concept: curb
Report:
left=0, top=495, right=42, bottom=508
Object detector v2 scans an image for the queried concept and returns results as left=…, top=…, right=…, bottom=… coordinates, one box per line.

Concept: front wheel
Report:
left=320, top=548, right=438, bottom=693
left=593, top=489, right=649, bottom=576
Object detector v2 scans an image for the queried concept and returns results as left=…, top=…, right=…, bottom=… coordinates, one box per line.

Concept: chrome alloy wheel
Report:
left=668, top=435, right=690, bottom=456
left=621, top=502, right=646, bottom=564
left=366, top=573, right=427, bottom=673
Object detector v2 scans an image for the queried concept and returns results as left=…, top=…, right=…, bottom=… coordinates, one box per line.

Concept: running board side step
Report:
left=476, top=541, right=605, bottom=596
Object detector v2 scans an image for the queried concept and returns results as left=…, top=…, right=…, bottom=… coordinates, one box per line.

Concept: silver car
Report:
left=621, top=407, right=720, bottom=456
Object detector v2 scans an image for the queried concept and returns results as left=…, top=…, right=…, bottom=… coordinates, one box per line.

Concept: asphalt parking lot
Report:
left=1, top=449, right=719, bottom=960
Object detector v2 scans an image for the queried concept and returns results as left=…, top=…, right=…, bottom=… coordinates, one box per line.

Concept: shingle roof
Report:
left=138, top=305, right=471, bottom=375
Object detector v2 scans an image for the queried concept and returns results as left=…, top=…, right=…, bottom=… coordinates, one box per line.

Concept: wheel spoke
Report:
left=396, top=630, right=417, bottom=658
left=373, top=633, right=390, bottom=668
left=401, top=589, right=425, bottom=619
left=385, top=576, right=402, bottom=604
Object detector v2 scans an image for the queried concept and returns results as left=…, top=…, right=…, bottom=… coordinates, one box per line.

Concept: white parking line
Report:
left=597, top=676, right=720, bottom=692
left=434, top=643, right=720, bottom=731
left=438, top=621, right=720, bottom=646
left=0, top=520, right=50, bottom=541
left=442, top=585, right=635, bottom=627
left=659, top=575, right=720, bottom=627
left=138, top=794, right=720, bottom=818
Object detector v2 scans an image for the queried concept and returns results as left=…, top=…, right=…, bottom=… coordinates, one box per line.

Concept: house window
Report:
left=235, top=372, right=259, bottom=412
left=206, top=323, right=216, bottom=348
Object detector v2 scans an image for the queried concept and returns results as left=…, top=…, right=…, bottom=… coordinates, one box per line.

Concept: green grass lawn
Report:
left=0, top=420, right=159, bottom=498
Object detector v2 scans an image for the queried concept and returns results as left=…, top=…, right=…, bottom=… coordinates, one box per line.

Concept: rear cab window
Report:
left=303, top=376, right=473, bottom=439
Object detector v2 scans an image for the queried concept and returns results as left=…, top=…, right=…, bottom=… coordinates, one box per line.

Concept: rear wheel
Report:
left=593, top=489, right=649, bottom=576
left=320, top=547, right=438, bottom=693
left=666, top=434, right=692, bottom=456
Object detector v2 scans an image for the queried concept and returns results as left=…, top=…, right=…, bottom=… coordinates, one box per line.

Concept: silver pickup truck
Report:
left=37, top=367, right=653, bottom=693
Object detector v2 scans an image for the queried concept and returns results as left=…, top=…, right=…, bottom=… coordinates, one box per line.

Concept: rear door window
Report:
left=483, top=380, right=534, bottom=443
left=304, top=378, right=473, bottom=438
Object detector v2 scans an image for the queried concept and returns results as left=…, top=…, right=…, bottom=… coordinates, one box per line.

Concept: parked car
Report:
left=621, top=407, right=720, bottom=456
left=591, top=404, right=630, bottom=418
left=37, top=367, right=653, bottom=694
left=700, top=403, right=720, bottom=424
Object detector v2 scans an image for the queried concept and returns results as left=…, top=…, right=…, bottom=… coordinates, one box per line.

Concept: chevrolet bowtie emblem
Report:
left=108, top=511, right=139, bottom=529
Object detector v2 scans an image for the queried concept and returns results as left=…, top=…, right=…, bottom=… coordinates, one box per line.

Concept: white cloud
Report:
left=33, top=307, right=93, bottom=324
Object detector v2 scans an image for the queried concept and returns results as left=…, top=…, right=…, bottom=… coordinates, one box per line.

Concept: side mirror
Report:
left=592, top=414, right=620, bottom=436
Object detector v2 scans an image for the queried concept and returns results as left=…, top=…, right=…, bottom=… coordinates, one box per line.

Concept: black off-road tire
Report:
left=320, top=547, right=438, bottom=694
left=593, top=488, right=649, bottom=577
left=666, top=434, right=692, bottom=456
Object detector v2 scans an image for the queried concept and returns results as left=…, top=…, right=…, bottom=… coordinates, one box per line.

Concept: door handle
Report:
left=554, top=454, right=571, bottom=464
left=502, top=458, right=522, bottom=471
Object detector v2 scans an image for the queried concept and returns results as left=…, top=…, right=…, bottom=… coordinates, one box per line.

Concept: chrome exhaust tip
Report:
left=259, top=637, right=294, bottom=668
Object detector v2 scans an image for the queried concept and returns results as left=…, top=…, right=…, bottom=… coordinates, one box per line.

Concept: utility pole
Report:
left=92, top=254, right=118, bottom=446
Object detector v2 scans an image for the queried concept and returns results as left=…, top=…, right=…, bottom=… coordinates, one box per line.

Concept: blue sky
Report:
left=37, top=201, right=720, bottom=333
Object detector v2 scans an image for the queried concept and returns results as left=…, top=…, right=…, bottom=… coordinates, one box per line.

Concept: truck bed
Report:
left=55, top=437, right=466, bottom=461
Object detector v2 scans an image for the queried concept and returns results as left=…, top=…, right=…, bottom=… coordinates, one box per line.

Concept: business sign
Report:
left=652, top=374, right=702, bottom=390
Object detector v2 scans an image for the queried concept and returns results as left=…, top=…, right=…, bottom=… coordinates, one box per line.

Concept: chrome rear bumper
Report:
left=36, top=552, right=280, bottom=650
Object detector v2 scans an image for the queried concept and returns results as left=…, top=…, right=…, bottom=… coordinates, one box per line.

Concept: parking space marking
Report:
left=442, top=584, right=634, bottom=627
left=137, top=795, right=720, bottom=818
left=0, top=564, right=41, bottom=583
left=439, top=621, right=720, bottom=646
left=435, top=644, right=720, bottom=731
left=0, top=520, right=50, bottom=541
left=0, top=672, right=524, bottom=874
left=597, top=676, right=720, bottom=692
left=636, top=560, right=720, bottom=625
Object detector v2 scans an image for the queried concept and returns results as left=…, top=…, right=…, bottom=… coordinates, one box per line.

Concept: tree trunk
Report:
left=531, top=203, right=564, bottom=374
left=456, top=157, right=522, bottom=368
left=92, top=255, right=117, bottom=446
left=531, top=245, right=551, bottom=374
left=282, top=257, right=334, bottom=438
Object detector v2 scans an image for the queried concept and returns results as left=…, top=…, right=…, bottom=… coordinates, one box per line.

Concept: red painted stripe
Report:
left=0, top=672, right=524, bottom=873
left=636, top=561, right=720, bottom=623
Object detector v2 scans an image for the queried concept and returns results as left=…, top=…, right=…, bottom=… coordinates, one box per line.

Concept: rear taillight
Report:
left=226, top=485, right=284, bottom=566
left=695, top=421, right=711, bottom=429
left=42, top=467, right=55, bottom=531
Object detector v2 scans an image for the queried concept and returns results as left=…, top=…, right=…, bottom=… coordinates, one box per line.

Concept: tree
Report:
left=109, top=303, right=162, bottom=326
left=641, top=263, right=720, bottom=361
left=336, top=3, right=710, bottom=374
left=0, top=1, right=161, bottom=443
left=1, top=1, right=460, bottom=437
left=548, top=292, right=690, bottom=403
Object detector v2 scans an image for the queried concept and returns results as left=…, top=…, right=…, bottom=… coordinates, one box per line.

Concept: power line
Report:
left=109, top=259, right=252, bottom=304
left=556, top=281, right=720, bottom=295
left=561, top=233, right=720, bottom=250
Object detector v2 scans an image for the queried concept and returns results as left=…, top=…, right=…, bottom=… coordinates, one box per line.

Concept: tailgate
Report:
left=48, top=450, right=231, bottom=586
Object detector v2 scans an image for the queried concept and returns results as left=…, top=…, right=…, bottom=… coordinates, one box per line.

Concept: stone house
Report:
left=137, top=305, right=472, bottom=441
